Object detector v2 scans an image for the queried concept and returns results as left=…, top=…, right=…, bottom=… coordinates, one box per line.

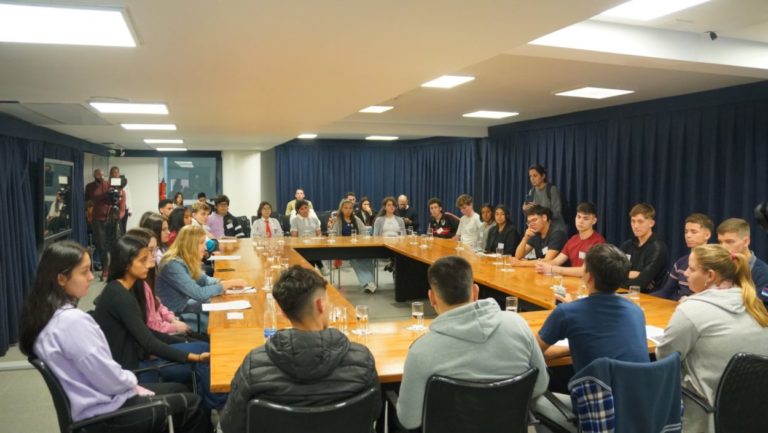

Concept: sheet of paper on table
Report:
left=202, top=300, right=251, bottom=311
left=207, top=255, right=241, bottom=261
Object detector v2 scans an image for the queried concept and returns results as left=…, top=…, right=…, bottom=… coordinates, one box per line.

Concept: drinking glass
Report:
left=335, top=306, right=348, bottom=333
left=407, top=301, right=426, bottom=331
left=628, top=285, right=641, bottom=302
left=352, top=305, right=370, bottom=335
left=327, top=230, right=336, bottom=244
left=455, top=235, right=465, bottom=252
left=501, top=255, right=515, bottom=272
left=506, top=296, right=518, bottom=313
left=577, top=284, right=588, bottom=299
left=427, top=231, right=434, bottom=242
left=419, top=235, right=429, bottom=249
left=351, top=229, right=358, bottom=243
left=495, top=245, right=504, bottom=265
left=262, top=275, right=272, bottom=292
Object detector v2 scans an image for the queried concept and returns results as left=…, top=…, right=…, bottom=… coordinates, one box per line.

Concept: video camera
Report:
left=107, top=176, right=127, bottom=215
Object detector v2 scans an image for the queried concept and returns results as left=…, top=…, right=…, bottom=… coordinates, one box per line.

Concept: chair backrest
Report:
left=421, top=369, right=538, bottom=433
left=715, top=352, right=768, bottom=433
left=28, top=356, right=73, bottom=433
left=238, top=215, right=251, bottom=238
left=568, top=354, right=682, bottom=433
left=316, top=211, right=331, bottom=235
left=246, top=386, right=378, bottom=433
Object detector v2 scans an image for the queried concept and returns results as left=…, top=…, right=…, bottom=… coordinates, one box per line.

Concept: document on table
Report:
left=227, top=312, right=244, bottom=320
left=207, top=255, right=241, bottom=261
left=645, top=325, right=666, bottom=344
left=202, top=300, right=251, bottom=311
left=225, top=287, right=256, bottom=295
left=218, top=239, right=238, bottom=244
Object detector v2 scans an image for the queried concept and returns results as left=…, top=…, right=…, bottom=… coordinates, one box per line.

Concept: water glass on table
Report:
left=407, top=301, right=426, bottom=331
left=506, top=296, right=518, bottom=313
left=628, top=285, right=641, bottom=302
left=501, top=255, right=515, bottom=272
left=495, top=245, right=504, bottom=265
left=351, top=229, right=358, bottom=243
left=352, top=305, right=370, bottom=335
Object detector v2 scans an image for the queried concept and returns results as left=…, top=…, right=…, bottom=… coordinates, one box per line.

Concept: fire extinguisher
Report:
left=159, top=178, right=166, bottom=200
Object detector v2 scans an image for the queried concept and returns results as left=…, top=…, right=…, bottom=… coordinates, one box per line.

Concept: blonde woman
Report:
left=330, top=200, right=377, bottom=293
left=156, top=225, right=245, bottom=332
left=656, top=244, right=768, bottom=433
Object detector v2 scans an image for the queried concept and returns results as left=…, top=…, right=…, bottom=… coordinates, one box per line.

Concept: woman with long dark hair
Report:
left=330, top=199, right=377, bottom=293
left=484, top=204, right=520, bottom=255
left=140, top=211, right=169, bottom=265
left=20, top=241, right=209, bottom=432
left=373, top=196, right=406, bottom=237
left=124, top=228, right=189, bottom=336
left=167, top=207, right=192, bottom=246
left=251, top=201, right=283, bottom=238
left=173, top=192, right=184, bottom=208
left=356, top=196, right=376, bottom=227
left=93, top=236, right=227, bottom=411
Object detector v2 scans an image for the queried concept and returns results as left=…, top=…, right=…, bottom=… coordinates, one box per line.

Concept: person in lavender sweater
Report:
left=19, top=241, right=209, bottom=432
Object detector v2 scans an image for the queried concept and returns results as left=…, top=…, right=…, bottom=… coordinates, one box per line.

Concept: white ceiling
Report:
left=0, top=0, right=767, bottom=151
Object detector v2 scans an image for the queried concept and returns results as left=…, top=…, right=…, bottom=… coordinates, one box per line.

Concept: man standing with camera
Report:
left=85, top=168, right=125, bottom=280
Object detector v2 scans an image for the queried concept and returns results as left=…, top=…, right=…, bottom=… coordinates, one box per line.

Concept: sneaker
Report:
left=320, top=266, right=330, bottom=276
left=364, top=282, right=377, bottom=294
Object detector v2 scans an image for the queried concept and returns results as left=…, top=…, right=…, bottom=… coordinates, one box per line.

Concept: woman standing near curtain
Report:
left=251, top=201, right=283, bottom=238
left=522, top=164, right=565, bottom=232
left=484, top=205, right=520, bottom=255
left=20, top=241, right=209, bottom=433
left=93, top=236, right=227, bottom=412
left=330, top=200, right=378, bottom=293
left=656, top=244, right=768, bottom=433
left=373, top=196, right=406, bottom=237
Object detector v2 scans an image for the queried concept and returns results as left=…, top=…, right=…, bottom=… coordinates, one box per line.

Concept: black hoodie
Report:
left=220, top=328, right=381, bottom=433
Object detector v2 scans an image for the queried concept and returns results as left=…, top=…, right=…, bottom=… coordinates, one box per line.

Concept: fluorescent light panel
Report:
left=421, top=75, right=475, bottom=89
left=144, top=139, right=184, bottom=144
left=174, top=161, right=194, bottom=168
left=297, top=133, right=317, bottom=139
left=156, top=147, right=187, bottom=152
left=555, top=87, right=634, bottom=99
left=121, top=123, right=177, bottom=131
left=91, top=102, right=168, bottom=115
left=462, top=111, right=519, bottom=119
left=359, top=105, right=393, bottom=114
left=365, top=135, right=399, bottom=141
left=0, top=3, right=135, bottom=47
left=599, top=0, right=710, bottom=21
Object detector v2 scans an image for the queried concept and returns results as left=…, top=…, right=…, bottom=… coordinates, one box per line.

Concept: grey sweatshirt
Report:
left=395, top=298, right=549, bottom=429
left=656, top=287, right=768, bottom=433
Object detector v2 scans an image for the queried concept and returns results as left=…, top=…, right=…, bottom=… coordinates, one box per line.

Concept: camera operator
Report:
left=85, top=168, right=125, bottom=280
left=109, top=166, right=131, bottom=234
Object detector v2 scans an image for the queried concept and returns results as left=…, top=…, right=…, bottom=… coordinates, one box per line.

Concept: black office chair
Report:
left=29, top=356, right=170, bottom=433
left=245, top=386, right=378, bottom=433
left=316, top=211, right=331, bottom=235
left=238, top=215, right=251, bottom=238
left=387, top=369, right=539, bottom=433
left=683, top=352, right=768, bottom=433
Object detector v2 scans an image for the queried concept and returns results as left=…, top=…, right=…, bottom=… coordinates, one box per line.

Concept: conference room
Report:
left=2, top=1, right=768, bottom=432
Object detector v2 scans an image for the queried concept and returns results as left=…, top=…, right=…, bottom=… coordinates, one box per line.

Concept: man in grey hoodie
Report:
left=395, top=256, right=549, bottom=430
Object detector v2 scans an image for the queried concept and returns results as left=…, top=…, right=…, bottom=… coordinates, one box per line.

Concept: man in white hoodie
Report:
left=395, top=256, right=549, bottom=430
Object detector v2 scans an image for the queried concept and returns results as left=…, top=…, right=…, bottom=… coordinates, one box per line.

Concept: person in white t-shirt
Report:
left=453, top=194, right=484, bottom=249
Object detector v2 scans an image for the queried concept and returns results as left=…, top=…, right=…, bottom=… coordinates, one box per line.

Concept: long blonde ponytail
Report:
left=693, top=244, right=768, bottom=327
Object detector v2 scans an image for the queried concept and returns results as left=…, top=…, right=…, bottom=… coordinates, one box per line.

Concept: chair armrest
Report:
left=383, top=390, right=420, bottom=433
left=543, top=391, right=577, bottom=423
left=384, top=390, right=399, bottom=407
left=682, top=388, right=715, bottom=413
left=71, top=400, right=168, bottom=430
left=132, top=361, right=198, bottom=394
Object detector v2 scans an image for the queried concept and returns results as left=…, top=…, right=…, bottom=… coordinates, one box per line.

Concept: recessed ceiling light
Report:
left=297, top=133, right=318, bottom=139
left=144, top=139, right=184, bottom=144
left=599, top=0, right=710, bottom=21
left=462, top=111, right=519, bottom=119
left=365, top=135, right=399, bottom=141
left=555, top=87, right=635, bottom=99
left=174, top=161, right=194, bottom=168
left=156, top=147, right=187, bottom=152
left=359, top=105, right=394, bottom=114
left=121, top=123, right=177, bottom=131
left=90, top=102, right=168, bottom=115
left=421, top=75, right=475, bottom=89
left=0, top=3, right=136, bottom=47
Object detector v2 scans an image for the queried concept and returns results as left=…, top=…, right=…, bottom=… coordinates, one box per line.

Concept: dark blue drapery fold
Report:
left=275, top=137, right=477, bottom=218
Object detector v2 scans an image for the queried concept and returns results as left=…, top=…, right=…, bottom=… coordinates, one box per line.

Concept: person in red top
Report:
left=535, top=202, right=605, bottom=277
left=85, top=168, right=125, bottom=279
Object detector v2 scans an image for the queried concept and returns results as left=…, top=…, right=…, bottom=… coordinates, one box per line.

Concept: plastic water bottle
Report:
left=263, top=293, right=277, bottom=339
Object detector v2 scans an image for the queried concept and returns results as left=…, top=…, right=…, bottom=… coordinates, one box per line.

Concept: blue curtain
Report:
left=45, top=145, right=87, bottom=245
left=275, top=137, right=477, bottom=218
left=482, top=85, right=768, bottom=262
left=0, top=136, right=43, bottom=356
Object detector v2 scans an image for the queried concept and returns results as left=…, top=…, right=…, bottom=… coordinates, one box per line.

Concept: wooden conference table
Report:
left=208, top=237, right=677, bottom=392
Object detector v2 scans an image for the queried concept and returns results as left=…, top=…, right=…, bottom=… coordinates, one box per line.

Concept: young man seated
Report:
left=396, top=256, right=549, bottom=430
left=651, top=213, right=713, bottom=301
left=220, top=266, right=381, bottom=433
left=207, top=195, right=246, bottom=239
left=533, top=243, right=649, bottom=432
left=427, top=197, right=459, bottom=239
left=717, top=218, right=768, bottom=305
left=620, top=203, right=669, bottom=292
left=190, top=202, right=213, bottom=238
left=453, top=194, right=484, bottom=248
left=512, top=205, right=568, bottom=266
left=535, top=202, right=605, bottom=277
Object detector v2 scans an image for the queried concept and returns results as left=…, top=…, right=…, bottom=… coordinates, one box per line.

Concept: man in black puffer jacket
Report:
left=220, top=266, right=381, bottom=433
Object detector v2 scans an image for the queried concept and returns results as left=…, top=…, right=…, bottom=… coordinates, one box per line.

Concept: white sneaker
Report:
left=364, top=282, right=377, bottom=294
left=320, top=266, right=330, bottom=276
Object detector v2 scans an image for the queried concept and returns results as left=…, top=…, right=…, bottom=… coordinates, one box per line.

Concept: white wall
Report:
left=109, top=157, right=162, bottom=229
left=260, top=148, right=277, bottom=209
left=222, top=151, right=262, bottom=218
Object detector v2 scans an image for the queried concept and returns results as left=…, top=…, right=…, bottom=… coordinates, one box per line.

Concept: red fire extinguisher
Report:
left=159, top=178, right=166, bottom=200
